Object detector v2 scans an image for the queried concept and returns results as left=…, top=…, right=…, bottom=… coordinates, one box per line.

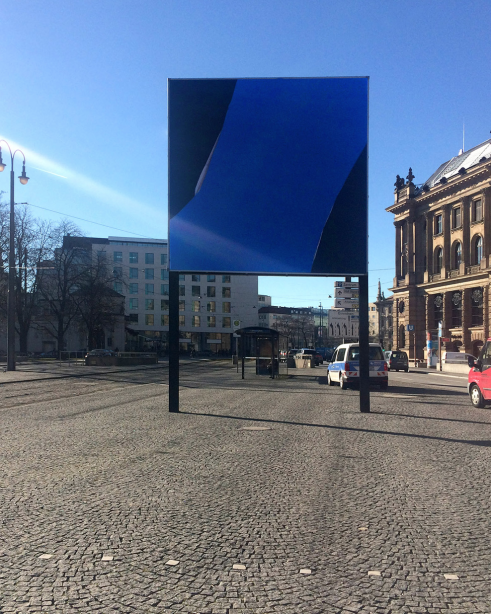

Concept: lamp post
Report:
left=0, top=141, right=29, bottom=371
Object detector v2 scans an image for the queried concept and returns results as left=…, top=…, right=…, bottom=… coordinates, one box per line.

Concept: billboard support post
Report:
left=358, top=274, right=370, bottom=413
left=169, top=270, right=180, bottom=412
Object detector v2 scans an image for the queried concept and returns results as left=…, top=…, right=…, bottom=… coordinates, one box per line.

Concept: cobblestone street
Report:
left=1, top=361, right=490, bottom=613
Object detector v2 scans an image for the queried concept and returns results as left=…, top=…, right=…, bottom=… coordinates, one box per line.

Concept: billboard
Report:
left=168, top=78, right=368, bottom=275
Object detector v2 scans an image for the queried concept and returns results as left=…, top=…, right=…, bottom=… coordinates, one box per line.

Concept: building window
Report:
left=113, top=266, right=122, bottom=278
left=179, top=285, right=185, bottom=296
left=178, top=315, right=185, bottom=326
left=207, top=286, right=216, bottom=297
left=207, top=274, right=215, bottom=282
left=434, top=214, right=443, bottom=235
left=471, top=288, right=484, bottom=326
left=129, top=252, right=138, bottom=264
left=178, top=300, right=185, bottom=311
left=113, top=282, right=123, bottom=293
left=192, top=301, right=200, bottom=312
left=129, top=298, right=138, bottom=310
left=114, top=251, right=122, bottom=263
left=145, top=314, right=154, bottom=326
left=399, top=324, right=405, bottom=347
left=192, top=286, right=201, bottom=297
left=472, top=199, right=483, bottom=222
left=161, top=315, right=169, bottom=326
left=222, top=302, right=231, bottom=313
left=434, top=247, right=443, bottom=273
left=222, top=317, right=231, bottom=328
left=160, top=253, right=167, bottom=266
left=207, top=301, right=216, bottom=312
left=179, top=274, right=185, bottom=281
left=145, top=284, right=154, bottom=295
left=452, top=206, right=461, bottom=229
left=145, top=253, right=154, bottom=264
left=207, top=316, right=216, bottom=327
left=161, top=299, right=169, bottom=311
left=145, top=299, right=154, bottom=310
left=222, top=287, right=231, bottom=298
left=453, top=242, right=462, bottom=269
left=434, top=294, right=443, bottom=326
left=222, top=275, right=231, bottom=283
left=161, top=269, right=169, bottom=280
left=192, top=274, right=200, bottom=281
left=128, top=313, right=138, bottom=323
left=145, top=268, right=154, bottom=280
left=192, top=316, right=200, bottom=327
left=161, top=284, right=169, bottom=295
left=129, top=283, right=138, bottom=294
left=129, top=267, right=138, bottom=278
left=451, top=291, right=462, bottom=327
left=474, top=235, right=483, bottom=265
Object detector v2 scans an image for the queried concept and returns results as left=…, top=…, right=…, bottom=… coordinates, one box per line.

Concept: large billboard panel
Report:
left=168, top=77, right=368, bottom=275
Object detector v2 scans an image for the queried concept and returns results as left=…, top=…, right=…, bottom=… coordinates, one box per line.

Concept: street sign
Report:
left=334, top=281, right=359, bottom=289
left=233, top=319, right=241, bottom=331
left=334, top=298, right=359, bottom=309
left=406, top=324, right=414, bottom=331
left=440, top=337, right=450, bottom=342
left=335, top=288, right=359, bottom=298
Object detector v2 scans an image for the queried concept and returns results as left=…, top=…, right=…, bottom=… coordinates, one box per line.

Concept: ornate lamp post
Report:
left=0, top=140, right=29, bottom=371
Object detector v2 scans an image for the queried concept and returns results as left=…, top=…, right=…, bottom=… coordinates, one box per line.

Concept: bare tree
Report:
left=272, top=312, right=315, bottom=348
left=35, top=221, right=84, bottom=354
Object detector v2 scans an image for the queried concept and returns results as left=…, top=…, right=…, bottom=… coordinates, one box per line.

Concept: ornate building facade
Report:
left=387, top=138, right=491, bottom=360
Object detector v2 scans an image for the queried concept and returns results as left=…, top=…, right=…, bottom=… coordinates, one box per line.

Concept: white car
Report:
left=327, top=342, right=388, bottom=390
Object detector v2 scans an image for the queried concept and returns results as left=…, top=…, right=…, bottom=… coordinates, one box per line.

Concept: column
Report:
left=407, top=217, right=414, bottom=276
left=462, top=288, right=471, bottom=352
left=395, top=298, right=399, bottom=349
left=443, top=291, right=451, bottom=336
left=483, top=187, right=491, bottom=266
left=462, top=196, right=470, bottom=270
left=395, top=223, right=402, bottom=279
left=425, top=212, right=433, bottom=281
left=443, top=204, right=451, bottom=276
left=484, top=285, right=489, bottom=340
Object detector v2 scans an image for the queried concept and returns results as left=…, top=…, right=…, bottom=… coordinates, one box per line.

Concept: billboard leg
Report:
left=169, top=271, right=180, bottom=412
left=359, top=274, right=370, bottom=413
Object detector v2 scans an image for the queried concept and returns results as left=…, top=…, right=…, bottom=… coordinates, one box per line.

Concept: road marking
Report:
left=299, top=568, right=311, bottom=574
left=39, top=554, right=53, bottom=559
left=233, top=564, right=246, bottom=570
left=358, top=527, right=368, bottom=531
left=165, top=560, right=179, bottom=566
left=101, top=555, right=113, bottom=561
left=444, top=573, right=459, bottom=580
left=426, top=373, right=467, bottom=380
left=368, top=570, right=381, bottom=576
left=239, top=426, right=272, bottom=431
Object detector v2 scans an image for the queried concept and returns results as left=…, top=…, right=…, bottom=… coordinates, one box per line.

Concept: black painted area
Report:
left=168, top=79, right=237, bottom=219
left=311, top=145, right=367, bottom=274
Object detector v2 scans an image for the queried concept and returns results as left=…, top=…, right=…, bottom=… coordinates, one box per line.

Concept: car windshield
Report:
left=347, top=346, right=384, bottom=360
left=391, top=351, right=406, bottom=358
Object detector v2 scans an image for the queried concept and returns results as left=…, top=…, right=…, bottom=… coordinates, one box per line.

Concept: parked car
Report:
left=295, top=348, right=321, bottom=366
left=443, top=351, right=477, bottom=365
left=384, top=350, right=409, bottom=372
left=85, top=349, right=115, bottom=357
left=327, top=343, right=388, bottom=390
left=468, top=340, right=491, bottom=407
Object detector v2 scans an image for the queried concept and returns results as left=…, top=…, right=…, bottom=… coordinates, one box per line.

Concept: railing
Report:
left=449, top=270, right=460, bottom=278
left=429, top=273, right=441, bottom=282
left=466, top=265, right=480, bottom=275
left=396, top=277, right=407, bottom=287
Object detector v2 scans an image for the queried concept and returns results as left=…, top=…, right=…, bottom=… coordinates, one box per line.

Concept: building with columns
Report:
left=387, top=138, right=491, bottom=360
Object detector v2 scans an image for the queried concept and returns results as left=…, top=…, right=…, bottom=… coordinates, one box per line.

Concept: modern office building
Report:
left=63, top=236, right=258, bottom=354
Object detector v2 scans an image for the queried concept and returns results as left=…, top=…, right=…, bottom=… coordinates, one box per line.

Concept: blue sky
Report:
left=1, top=0, right=490, bottom=305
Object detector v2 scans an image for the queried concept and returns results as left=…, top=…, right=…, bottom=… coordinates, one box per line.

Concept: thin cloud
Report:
left=0, top=134, right=165, bottom=223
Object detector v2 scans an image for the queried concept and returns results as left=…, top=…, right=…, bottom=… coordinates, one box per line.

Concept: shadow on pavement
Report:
left=179, top=410, right=491, bottom=447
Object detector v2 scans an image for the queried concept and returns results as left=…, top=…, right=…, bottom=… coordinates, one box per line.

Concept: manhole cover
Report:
left=239, top=426, right=272, bottom=431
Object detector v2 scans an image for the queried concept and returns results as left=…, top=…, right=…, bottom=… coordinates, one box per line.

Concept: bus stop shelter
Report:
left=235, top=326, right=281, bottom=379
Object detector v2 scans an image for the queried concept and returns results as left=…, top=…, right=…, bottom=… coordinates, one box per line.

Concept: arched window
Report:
left=452, top=242, right=462, bottom=269
left=434, top=247, right=443, bottom=273
left=399, top=325, right=406, bottom=348
left=474, top=235, right=483, bottom=265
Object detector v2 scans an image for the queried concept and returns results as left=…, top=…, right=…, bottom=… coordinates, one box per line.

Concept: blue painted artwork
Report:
left=168, top=78, right=368, bottom=275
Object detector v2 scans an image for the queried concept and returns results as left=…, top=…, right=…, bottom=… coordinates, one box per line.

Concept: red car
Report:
left=468, top=339, right=491, bottom=407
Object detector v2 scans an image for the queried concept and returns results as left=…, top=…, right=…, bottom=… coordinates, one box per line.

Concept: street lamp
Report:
left=0, top=141, right=29, bottom=371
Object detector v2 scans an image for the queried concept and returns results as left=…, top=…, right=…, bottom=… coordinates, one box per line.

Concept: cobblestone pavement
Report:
left=1, top=362, right=490, bottom=613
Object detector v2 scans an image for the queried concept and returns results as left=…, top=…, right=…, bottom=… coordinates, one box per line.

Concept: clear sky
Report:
left=1, top=0, right=490, bottom=305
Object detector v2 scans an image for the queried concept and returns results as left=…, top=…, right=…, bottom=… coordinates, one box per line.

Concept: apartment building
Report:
left=65, top=236, right=258, bottom=354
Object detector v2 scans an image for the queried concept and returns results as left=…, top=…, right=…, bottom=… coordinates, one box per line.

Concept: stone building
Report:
left=375, top=281, right=394, bottom=350
left=387, top=138, right=491, bottom=360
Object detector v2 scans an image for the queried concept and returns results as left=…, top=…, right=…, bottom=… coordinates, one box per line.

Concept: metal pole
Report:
left=359, top=274, right=370, bottom=413
left=168, top=270, right=179, bottom=412
left=7, top=168, right=16, bottom=371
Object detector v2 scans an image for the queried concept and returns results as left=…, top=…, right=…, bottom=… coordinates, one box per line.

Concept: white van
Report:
left=442, top=352, right=476, bottom=365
